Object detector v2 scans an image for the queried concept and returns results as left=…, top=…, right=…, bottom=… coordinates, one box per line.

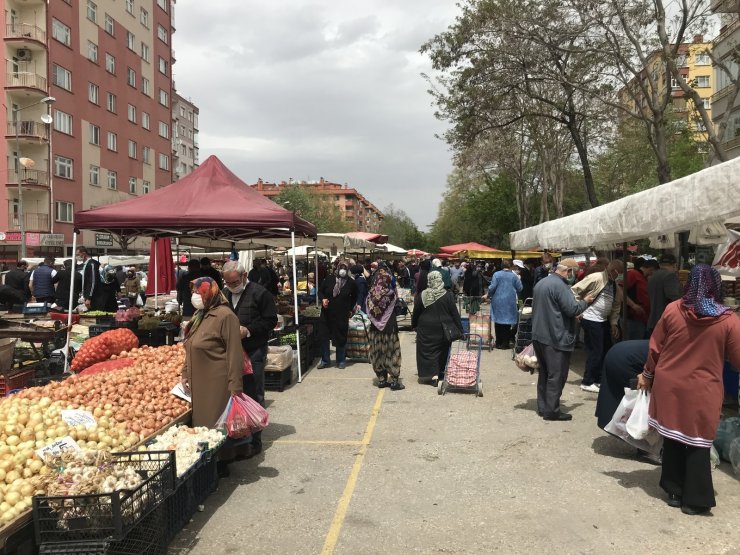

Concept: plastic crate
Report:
left=265, top=366, right=292, bottom=392
left=39, top=505, right=166, bottom=555
left=113, top=321, right=138, bottom=330
left=0, top=367, right=35, bottom=396
left=89, top=324, right=113, bottom=338
left=50, top=312, right=81, bottom=325
left=135, top=328, right=176, bottom=347
left=33, top=451, right=176, bottom=545
left=23, top=302, right=49, bottom=315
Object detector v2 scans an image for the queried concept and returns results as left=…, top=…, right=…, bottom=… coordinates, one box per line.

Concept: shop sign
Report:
left=95, top=233, right=114, bottom=247
left=1, top=232, right=20, bottom=242
left=26, top=233, right=41, bottom=247
left=40, top=233, right=65, bottom=247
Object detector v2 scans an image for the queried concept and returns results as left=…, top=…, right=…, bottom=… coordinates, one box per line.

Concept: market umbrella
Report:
left=145, top=238, right=176, bottom=307
left=407, top=248, right=428, bottom=256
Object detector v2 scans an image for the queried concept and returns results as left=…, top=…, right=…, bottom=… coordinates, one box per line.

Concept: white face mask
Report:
left=227, top=283, right=244, bottom=295
left=191, top=293, right=204, bottom=310
left=75, top=256, right=84, bottom=264
left=338, top=269, right=348, bottom=278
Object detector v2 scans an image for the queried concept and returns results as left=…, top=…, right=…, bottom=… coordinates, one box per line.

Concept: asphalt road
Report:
left=169, top=331, right=740, bottom=555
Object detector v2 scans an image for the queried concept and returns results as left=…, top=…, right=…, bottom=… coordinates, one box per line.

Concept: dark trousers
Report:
left=243, top=345, right=266, bottom=448
left=660, top=437, right=715, bottom=508
left=493, top=323, right=512, bottom=349
left=532, top=341, right=571, bottom=418
left=625, top=319, right=647, bottom=341
left=581, top=319, right=611, bottom=385
left=321, top=341, right=346, bottom=365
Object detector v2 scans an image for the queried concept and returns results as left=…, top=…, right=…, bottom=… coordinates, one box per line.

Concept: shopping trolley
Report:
left=439, top=333, right=483, bottom=397
left=457, top=296, right=492, bottom=351
left=512, top=298, right=534, bottom=359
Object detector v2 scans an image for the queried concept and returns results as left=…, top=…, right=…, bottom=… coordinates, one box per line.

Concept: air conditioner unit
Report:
left=16, top=48, right=32, bottom=61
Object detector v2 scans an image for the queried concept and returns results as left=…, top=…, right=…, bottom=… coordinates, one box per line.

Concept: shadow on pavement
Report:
left=601, top=467, right=663, bottom=500
left=514, top=398, right=583, bottom=415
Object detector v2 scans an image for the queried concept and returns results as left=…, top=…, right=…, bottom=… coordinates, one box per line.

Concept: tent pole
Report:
left=621, top=241, right=628, bottom=342
left=314, top=239, right=319, bottom=307
left=64, top=230, right=78, bottom=374
left=291, top=231, right=302, bottom=383
left=154, top=238, right=159, bottom=311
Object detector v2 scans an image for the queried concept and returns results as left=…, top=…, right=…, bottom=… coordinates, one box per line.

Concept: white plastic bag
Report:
left=604, top=389, right=662, bottom=456
left=626, top=390, right=651, bottom=440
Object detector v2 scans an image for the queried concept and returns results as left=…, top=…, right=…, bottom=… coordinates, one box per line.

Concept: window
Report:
left=127, top=104, right=137, bottom=122
left=88, top=83, right=99, bottom=104
left=158, top=121, right=169, bottom=138
left=53, top=64, right=72, bottom=91
left=128, top=140, right=137, bottom=158
left=54, top=156, right=73, bottom=179
left=126, top=0, right=134, bottom=14
left=106, top=92, right=117, bottom=113
left=127, top=31, right=135, bottom=50
left=158, top=89, right=168, bottom=107
left=129, top=177, right=137, bottom=194
left=56, top=201, right=73, bottom=223
left=89, top=165, right=100, bottom=186
left=140, top=42, right=150, bottom=62
left=180, top=143, right=186, bottom=155
left=127, top=67, right=136, bottom=87
left=105, top=53, right=115, bottom=73
left=141, top=112, right=150, bottom=129
left=695, top=53, right=710, bottom=65
left=52, top=19, right=71, bottom=46
left=54, top=110, right=73, bottom=135
left=157, top=0, right=167, bottom=12
left=87, top=41, right=98, bottom=63
left=104, top=14, right=114, bottom=35
left=142, top=146, right=151, bottom=164
left=107, top=131, right=117, bottom=151
left=159, top=153, right=169, bottom=170
left=676, top=55, right=688, bottom=67
left=89, top=123, right=100, bottom=145
left=703, top=97, right=711, bottom=109
left=158, top=57, right=168, bottom=75
left=696, top=75, right=710, bottom=88
left=142, top=77, right=151, bottom=96
left=179, top=106, right=186, bottom=117
left=696, top=120, right=707, bottom=132
left=671, top=77, right=679, bottom=89
left=157, top=25, right=168, bottom=43
left=142, top=180, right=151, bottom=194
left=107, top=170, right=117, bottom=190
left=86, top=0, right=97, bottom=22
left=140, top=8, right=149, bottom=28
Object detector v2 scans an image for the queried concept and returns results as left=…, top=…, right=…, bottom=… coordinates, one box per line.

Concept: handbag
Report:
left=442, top=320, right=463, bottom=342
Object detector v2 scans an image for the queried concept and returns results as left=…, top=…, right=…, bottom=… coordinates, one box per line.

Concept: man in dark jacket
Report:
left=647, top=253, right=681, bottom=336
left=531, top=259, right=592, bottom=421
left=4, top=260, right=31, bottom=302
left=317, top=261, right=357, bottom=369
left=53, top=259, right=82, bottom=310
left=200, top=257, right=223, bottom=289
left=30, top=256, right=57, bottom=304
left=76, top=247, right=100, bottom=309
left=222, top=261, right=278, bottom=456
left=176, top=260, right=202, bottom=316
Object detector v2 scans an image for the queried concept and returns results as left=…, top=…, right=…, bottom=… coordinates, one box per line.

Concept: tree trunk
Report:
left=653, top=113, right=672, bottom=184
left=566, top=114, right=599, bottom=207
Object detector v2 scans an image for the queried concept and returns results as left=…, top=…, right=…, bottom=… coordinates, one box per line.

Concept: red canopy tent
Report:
left=346, top=232, right=389, bottom=245
left=145, top=238, right=176, bottom=296
left=438, top=242, right=496, bottom=254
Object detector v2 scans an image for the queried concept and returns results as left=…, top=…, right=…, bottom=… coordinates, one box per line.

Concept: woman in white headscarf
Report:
left=411, top=272, right=464, bottom=385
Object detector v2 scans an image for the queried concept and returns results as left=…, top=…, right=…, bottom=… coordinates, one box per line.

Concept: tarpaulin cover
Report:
left=439, top=242, right=496, bottom=254
left=74, top=155, right=317, bottom=241
left=346, top=232, right=389, bottom=244
left=510, top=158, right=740, bottom=250
left=145, top=238, right=176, bottom=295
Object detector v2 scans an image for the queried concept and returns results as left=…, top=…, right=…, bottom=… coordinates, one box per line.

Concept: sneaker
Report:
left=337, top=362, right=346, bottom=369
left=580, top=383, right=600, bottom=393
left=317, top=361, right=331, bottom=369
left=389, top=381, right=405, bottom=391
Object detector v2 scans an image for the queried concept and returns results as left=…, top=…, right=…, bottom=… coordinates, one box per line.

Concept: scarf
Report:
left=185, top=277, right=228, bottom=339
left=367, top=270, right=397, bottom=331
left=682, top=263, right=732, bottom=318
left=421, top=271, right=446, bottom=308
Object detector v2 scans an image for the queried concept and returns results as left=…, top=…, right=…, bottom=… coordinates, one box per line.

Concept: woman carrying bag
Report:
left=122, top=267, right=142, bottom=307
left=366, top=265, right=404, bottom=390
left=181, top=277, right=244, bottom=477
left=412, top=271, right=464, bottom=386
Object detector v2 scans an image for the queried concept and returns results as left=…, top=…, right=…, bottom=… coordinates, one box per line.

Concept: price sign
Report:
left=36, top=436, right=81, bottom=460
left=61, top=409, right=97, bottom=429
left=95, top=233, right=114, bottom=247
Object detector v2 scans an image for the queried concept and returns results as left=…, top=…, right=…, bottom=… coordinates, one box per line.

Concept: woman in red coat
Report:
left=638, top=264, right=740, bottom=515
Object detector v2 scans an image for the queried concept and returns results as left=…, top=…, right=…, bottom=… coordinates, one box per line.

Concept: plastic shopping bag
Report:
left=232, top=392, right=270, bottom=433
left=216, top=395, right=252, bottom=439
left=514, top=343, right=538, bottom=372
left=604, top=388, right=662, bottom=457
left=626, top=390, right=651, bottom=440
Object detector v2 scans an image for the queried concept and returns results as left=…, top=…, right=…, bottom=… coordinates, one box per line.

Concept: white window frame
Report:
left=129, top=177, right=137, bottom=194
left=157, top=0, right=167, bottom=12
left=54, top=110, right=73, bottom=135
left=142, top=180, right=151, bottom=194
left=158, top=121, right=169, bottom=138
left=90, top=165, right=100, bottom=187
left=157, top=24, right=168, bottom=43
left=127, top=67, right=136, bottom=87
left=52, top=18, right=71, bottom=46
left=695, top=53, right=710, bottom=66
left=107, top=170, right=117, bottom=190
left=88, top=83, right=99, bottom=104
left=86, top=1, right=97, bottom=23
left=54, top=155, right=73, bottom=179
left=56, top=201, right=73, bottom=223
left=53, top=64, right=72, bottom=91
left=126, top=0, right=135, bottom=15
left=107, top=131, right=117, bottom=152
left=142, top=146, right=151, bottom=164
left=140, top=42, right=150, bottom=62
left=128, top=140, right=137, bottom=159
left=158, top=57, right=168, bottom=75
left=104, top=13, right=114, bottom=35
left=106, top=92, right=117, bottom=113
left=159, top=153, right=169, bottom=170
left=127, top=104, right=137, bottom=123
left=141, top=112, right=150, bottom=130
left=142, top=77, right=151, bottom=96
left=158, top=89, right=168, bottom=107
left=105, top=53, right=115, bottom=74
left=89, top=123, right=100, bottom=145
left=87, top=41, right=98, bottom=63
left=671, top=77, right=679, bottom=89
left=140, top=7, right=149, bottom=28
left=696, top=75, right=710, bottom=88
left=127, top=31, right=135, bottom=50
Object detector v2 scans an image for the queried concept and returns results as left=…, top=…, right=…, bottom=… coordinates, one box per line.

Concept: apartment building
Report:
left=251, top=178, right=384, bottom=233
left=710, top=0, right=740, bottom=158
left=172, top=92, right=198, bottom=180
left=617, top=36, right=714, bottom=139
left=1, top=0, right=176, bottom=261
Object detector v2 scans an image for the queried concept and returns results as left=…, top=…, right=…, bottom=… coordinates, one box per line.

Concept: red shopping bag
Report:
left=232, top=392, right=269, bottom=433
left=220, top=396, right=251, bottom=439
left=243, top=351, right=253, bottom=376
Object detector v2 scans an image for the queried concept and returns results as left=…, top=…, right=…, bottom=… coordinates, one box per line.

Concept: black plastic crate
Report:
left=96, top=316, right=116, bottom=325
left=89, top=324, right=113, bottom=338
left=274, top=325, right=308, bottom=350
left=135, top=328, right=176, bottom=347
left=113, top=321, right=138, bottom=330
left=265, top=366, right=292, bottom=392
left=39, top=505, right=166, bottom=554
left=33, top=451, right=176, bottom=545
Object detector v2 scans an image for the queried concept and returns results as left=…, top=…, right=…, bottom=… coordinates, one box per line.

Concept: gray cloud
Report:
left=173, top=0, right=458, bottom=231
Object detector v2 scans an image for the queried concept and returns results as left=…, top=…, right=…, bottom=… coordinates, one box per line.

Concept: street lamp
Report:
left=14, top=95, right=55, bottom=258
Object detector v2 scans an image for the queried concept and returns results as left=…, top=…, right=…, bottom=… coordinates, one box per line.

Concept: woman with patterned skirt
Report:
left=366, top=266, right=404, bottom=391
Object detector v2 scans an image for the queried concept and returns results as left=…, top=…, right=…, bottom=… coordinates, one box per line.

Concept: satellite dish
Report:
left=40, top=114, right=53, bottom=124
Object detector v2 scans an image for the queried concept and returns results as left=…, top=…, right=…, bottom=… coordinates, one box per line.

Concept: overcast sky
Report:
left=173, top=1, right=460, bottom=231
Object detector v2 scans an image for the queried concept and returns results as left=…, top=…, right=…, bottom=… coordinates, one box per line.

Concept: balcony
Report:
left=6, top=169, right=49, bottom=187
left=711, top=0, right=740, bottom=12
left=722, top=134, right=740, bottom=151
left=4, top=23, right=46, bottom=44
left=713, top=18, right=740, bottom=45
left=7, top=211, right=49, bottom=232
left=5, top=72, right=47, bottom=92
left=6, top=121, right=49, bottom=141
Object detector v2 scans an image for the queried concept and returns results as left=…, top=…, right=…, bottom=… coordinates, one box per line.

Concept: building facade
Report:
left=710, top=0, right=740, bottom=158
left=251, top=178, right=384, bottom=233
left=1, top=0, right=176, bottom=262
left=172, top=92, right=198, bottom=180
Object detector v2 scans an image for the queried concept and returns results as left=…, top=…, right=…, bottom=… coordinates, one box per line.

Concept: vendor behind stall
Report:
left=92, top=265, right=120, bottom=312
left=52, top=260, right=82, bottom=311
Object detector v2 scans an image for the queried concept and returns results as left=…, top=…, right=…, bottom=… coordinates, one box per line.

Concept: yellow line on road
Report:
left=270, top=439, right=363, bottom=446
left=320, top=387, right=385, bottom=555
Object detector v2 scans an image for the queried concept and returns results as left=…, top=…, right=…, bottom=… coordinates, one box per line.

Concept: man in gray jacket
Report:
left=531, top=259, right=593, bottom=421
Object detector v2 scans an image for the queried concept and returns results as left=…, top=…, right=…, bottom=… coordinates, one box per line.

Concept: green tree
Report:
left=274, top=186, right=352, bottom=233
left=378, top=205, right=425, bottom=249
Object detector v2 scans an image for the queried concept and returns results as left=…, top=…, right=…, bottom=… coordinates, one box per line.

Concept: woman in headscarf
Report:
left=317, top=260, right=357, bottom=369
left=412, top=271, right=464, bottom=385
left=366, top=266, right=404, bottom=390
left=637, top=264, right=740, bottom=515
left=414, top=259, right=432, bottom=305
left=91, top=264, right=120, bottom=312
left=181, top=277, right=244, bottom=476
